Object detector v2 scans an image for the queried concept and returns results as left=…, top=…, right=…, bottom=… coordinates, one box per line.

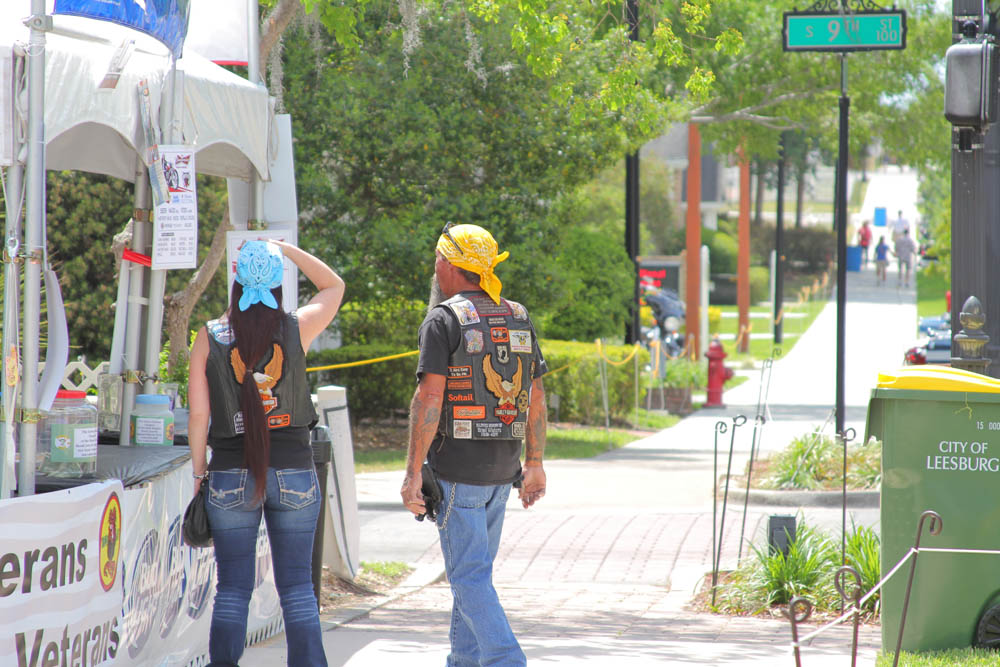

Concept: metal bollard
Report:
left=311, top=425, right=333, bottom=606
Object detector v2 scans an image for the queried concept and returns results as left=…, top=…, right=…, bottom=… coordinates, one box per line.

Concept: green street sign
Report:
left=783, top=10, right=907, bottom=52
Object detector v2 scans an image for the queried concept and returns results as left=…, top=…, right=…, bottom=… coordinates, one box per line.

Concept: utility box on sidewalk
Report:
left=868, top=368, right=1000, bottom=653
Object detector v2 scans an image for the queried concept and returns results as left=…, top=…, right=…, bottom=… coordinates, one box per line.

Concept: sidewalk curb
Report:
left=724, top=486, right=879, bottom=509
left=319, top=563, right=446, bottom=632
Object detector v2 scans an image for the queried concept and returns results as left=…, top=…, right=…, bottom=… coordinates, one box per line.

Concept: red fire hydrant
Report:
left=705, top=338, right=733, bottom=408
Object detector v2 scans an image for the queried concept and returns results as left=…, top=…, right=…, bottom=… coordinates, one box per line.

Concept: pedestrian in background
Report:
left=188, top=239, right=345, bottom=666
left=893, top=228, right=917, bottom=288
left=857, top=220, right=872, bottom=267
left=402, top=223, right=548, bottom=666
left=875, top=236, right=889, bottom=285
left=891, top=209, right=910, bottom=245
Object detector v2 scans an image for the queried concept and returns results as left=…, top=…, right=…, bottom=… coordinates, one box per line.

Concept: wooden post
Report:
left=738, top=148, right=751, bottom=354
left=686, top=124, right=702, bottom=359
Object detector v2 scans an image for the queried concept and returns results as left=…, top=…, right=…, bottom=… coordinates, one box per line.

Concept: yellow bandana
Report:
left=436, top=224, right=509, bottom=304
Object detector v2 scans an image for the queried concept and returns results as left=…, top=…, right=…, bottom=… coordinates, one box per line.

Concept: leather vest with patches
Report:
left=205, top=314, right=317, bottom=440
left=438, top=293, right=535, bottom=441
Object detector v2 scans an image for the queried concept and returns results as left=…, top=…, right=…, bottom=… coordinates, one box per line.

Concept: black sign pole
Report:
left=835, top=53, right=849, bottom=568
left=775, top=135, right=786, bottom=344
left=624, top=0, right=640, bottom=344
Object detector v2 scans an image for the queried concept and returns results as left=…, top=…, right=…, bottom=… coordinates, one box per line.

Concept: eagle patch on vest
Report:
left=230, top=343, right=284, bottom=414
left=484, top=354, right=522, bottom=425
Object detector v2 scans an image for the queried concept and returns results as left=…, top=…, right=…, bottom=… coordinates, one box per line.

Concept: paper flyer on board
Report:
left=152, top=146, right=198, bottom=270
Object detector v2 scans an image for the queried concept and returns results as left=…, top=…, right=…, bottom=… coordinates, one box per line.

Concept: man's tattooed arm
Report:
left=401, top=374, right=445, bottom=514
left=525, top=377, right=547, bottom=466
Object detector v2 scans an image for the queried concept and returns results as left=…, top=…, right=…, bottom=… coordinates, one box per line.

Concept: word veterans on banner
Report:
left=0, top=481, right=125, bottom=667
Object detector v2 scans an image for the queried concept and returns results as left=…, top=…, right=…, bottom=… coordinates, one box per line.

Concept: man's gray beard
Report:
left=428, top=275, right=445, bottom=311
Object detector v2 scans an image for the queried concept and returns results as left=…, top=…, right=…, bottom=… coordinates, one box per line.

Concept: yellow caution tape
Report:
left=876, top=366, right=1000, bottom=393
left=307, top=349, right=419, bottom=372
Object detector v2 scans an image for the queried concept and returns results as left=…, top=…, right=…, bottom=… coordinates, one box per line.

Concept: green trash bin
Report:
left=868, top=367, right=1000, bottom=653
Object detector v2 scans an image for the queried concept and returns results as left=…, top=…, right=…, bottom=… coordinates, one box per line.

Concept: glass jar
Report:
left=37, top=389, right=98, bottom=478
left=130, top=393, right=175, bottom=446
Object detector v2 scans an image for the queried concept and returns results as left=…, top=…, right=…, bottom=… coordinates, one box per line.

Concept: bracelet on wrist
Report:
left=193, top=472, right=208, bottom=480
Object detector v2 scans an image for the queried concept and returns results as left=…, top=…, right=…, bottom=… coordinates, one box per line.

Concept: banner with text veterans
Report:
left=53, top=0, right=191, bottom=57
left=0, top=481, right=125, bottom=667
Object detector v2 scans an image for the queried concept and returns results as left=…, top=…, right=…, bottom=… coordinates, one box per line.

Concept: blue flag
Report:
left=53, top=0, right=191, bottom=57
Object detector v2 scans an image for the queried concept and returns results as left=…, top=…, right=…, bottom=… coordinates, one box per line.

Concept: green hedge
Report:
left=308, top=339, right=651, bottom=427
left=541, top=340, right=650, bottom=426
left=307, top=344, right=417, bottom=423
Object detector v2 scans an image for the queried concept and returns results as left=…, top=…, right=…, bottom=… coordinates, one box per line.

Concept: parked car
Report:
left=904, top=332, right=951, bottom=365
left=918, top=312, right=950, bottom=337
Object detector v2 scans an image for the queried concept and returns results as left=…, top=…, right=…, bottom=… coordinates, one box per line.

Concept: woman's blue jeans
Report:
left=436, top=480, right=526, bottom=667
left=205, top=467, right=327, bottom=667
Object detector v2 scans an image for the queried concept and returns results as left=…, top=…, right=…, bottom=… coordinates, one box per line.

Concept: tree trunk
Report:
left=260, top=0, right=301, bottom=66
left=795, top=169, right=805, bottom=228
left=163, top=210, right=234, bottom=373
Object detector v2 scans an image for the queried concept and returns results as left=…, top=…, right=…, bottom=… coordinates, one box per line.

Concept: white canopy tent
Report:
left=0, top=1, right=274, bottom=496
left=0, top=3, right=271, bottom=182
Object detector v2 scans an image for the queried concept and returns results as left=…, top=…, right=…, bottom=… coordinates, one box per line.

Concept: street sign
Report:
left=783, top=10, right=906, bottom=52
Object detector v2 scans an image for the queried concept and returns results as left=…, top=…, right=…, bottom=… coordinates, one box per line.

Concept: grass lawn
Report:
left=712, top=299, right=827, bottom=366
left=916, top=267, right=949, bottom=322
left=352, top=413, right=675, bottom=473
left=877, top=648, right=1000, bottom=666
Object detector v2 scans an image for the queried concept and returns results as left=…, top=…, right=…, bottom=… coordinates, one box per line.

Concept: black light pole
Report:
left=624, top=0, right=640, bottom=344
left=835, top=54, right=850, bottom=567
left=774, top=135, right=786, bottom=344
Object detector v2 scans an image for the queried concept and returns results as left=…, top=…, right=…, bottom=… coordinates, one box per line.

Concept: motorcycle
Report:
left=641, top=285, right=686, bottom=370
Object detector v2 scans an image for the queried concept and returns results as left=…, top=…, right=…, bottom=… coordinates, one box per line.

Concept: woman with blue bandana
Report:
left=187, top=240, right=344, bottom=666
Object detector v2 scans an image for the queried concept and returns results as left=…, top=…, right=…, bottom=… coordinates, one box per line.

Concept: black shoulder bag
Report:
left=183, top=482, right=213, bottom=548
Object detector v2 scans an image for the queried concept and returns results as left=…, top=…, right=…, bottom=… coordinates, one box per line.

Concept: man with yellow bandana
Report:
left=402, top=223, right=548, bottom=666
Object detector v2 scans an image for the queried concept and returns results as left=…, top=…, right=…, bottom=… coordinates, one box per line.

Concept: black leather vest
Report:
left=438, top=293, right=535, bottom=440
left=205, top=314, right=317, bottom=440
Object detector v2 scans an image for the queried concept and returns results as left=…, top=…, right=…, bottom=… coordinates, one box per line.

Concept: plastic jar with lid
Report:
left=37, top=389, right=98, bottom=478
left=130, top=393, right=175, bottom=446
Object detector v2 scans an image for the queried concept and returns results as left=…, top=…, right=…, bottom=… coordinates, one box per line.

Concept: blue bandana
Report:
left=235, top=241, right=284, bottom=311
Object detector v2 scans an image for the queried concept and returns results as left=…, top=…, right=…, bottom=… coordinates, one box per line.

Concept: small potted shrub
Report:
left=646, top=358, right=706, bottom=415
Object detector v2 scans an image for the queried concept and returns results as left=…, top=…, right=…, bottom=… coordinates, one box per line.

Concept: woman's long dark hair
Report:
left=229, top=282, right=284, bottom=503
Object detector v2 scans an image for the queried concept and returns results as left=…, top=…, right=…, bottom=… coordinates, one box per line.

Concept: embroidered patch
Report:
left=454, top=420, right=473, bottom=439
left=447, top=391, right=474, bottom=403
left=484, top=355, right=523, bottom=425
left=448, top=298, right=480, bottom=325
left=517, top=390, right=530, bottom=412
left=490, top=327, right=509, bottom=343
left=464, top=329, right=484, bottom=354
left=447, top=379, right=473, bottom=390
left=509, top=329, right=532, bottom=353
left=496, top=344, right=510, bottom=364
left=487, top=317, right=507, bottom=326
left=449, top=366, right=472, bottom=378
left=474, top=421, right=504, bottom=438
left=512, top=421, right=526, bottom=439
left=468, top=294, right=510, bottom=316
left=508, top=301, right=528, bottom=321
left=268, top=414, right=291, bottom=428
left=454, top=405, right=486, bottom=419
left=207, top=319, right=234, bottom=344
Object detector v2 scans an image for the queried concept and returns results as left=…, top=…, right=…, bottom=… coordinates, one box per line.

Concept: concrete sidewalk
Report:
left=243, top=177, right=920, bottom=665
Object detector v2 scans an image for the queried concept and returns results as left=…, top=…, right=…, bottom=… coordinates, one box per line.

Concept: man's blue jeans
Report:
left=205, top=467, right=327, bottom=667
left=436, top=480, right=526, bottom=667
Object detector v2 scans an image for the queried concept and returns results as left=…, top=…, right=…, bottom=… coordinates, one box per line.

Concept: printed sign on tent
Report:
left=152, top=145, right=198, bottom=270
